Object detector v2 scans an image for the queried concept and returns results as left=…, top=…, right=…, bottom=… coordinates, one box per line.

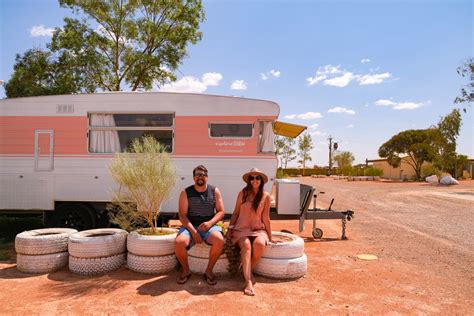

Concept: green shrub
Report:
left=276, top=169, right=289, bottom=179
left=421, top=164, right=442, bottom=178
left=364, top=166, right=383, bottom=177
left=109, top=136, right=176, bottom=233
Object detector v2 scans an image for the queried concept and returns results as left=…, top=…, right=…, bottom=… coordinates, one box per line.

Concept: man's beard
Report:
left=196, top=179, right=205, bottom=187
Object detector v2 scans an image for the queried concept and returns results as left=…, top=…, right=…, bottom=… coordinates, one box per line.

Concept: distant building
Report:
left=462, top=159, right=474, bottom=179
left=366, top=157, right=421, bottom=180
left=366, top=157, right=474, bottom=180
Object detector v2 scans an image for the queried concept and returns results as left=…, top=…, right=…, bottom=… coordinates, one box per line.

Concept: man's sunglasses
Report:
left=249, top=175, right=262, bottom=181
left=194, top=173, right=208, bottom=178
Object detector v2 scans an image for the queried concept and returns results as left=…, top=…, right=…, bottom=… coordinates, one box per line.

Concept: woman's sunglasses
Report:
left=249, top=175, right=262, bottom=181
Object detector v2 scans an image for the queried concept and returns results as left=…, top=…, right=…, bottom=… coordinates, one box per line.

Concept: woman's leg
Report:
left=237, top=237, right=254, bottom=295
left=251, top=235, right=266, bottom=269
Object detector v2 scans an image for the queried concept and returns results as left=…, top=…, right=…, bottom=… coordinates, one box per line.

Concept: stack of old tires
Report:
left=254, top=231, right=307, bottom=279
left=188, top=243, right=230, bottom=276
left=15, top=228, right=77, bottom=273
left=68, top=228, right=128, bottom=275
left=126, top=228, right=178, bottom=274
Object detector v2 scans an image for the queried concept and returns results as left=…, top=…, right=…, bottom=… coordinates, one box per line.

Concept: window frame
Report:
left=87, top=112, right=175, bottom=154
left=208, top=121, right=254, bottom=139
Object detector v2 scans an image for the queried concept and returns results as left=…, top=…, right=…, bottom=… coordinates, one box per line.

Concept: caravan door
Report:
left=34, top=130, right=54, bottom=171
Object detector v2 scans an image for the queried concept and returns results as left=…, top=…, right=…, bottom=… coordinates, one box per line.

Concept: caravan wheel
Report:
left=53, top=203, right=97, bottom=231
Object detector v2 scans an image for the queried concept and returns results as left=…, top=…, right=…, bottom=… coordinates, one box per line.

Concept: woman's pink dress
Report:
left=231, top=194, right=269, bottom=245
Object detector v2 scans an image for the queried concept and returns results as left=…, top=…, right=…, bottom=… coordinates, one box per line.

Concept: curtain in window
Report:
left=89, top=114, right=121, bottom=153
left=260, top=121, right=275, bottom=152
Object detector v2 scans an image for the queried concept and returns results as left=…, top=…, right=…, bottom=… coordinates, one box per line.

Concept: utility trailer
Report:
left=270, top=181, right=354, bottom=239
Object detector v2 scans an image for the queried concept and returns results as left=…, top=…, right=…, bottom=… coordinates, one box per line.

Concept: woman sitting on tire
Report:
left=227, top=168, right=273, bottom=296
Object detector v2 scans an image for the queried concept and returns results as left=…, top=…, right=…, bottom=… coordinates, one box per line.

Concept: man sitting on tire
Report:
left=175, top=165, right=225, bottom=285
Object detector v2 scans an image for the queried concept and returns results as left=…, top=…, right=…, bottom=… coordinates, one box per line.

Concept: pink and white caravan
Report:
left=0, top=92, right=305, bottom=229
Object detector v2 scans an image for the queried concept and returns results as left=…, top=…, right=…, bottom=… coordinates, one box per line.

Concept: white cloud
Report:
left=374, top=98, right=426, bottom=110
left=361, top=58, right=370, bottom=64
left=306, top=75, right=326, bottom=86
left=357, top=72, right=391, bottom=85
left=30, top=25, right=54, bottom=37
left=327, top=106, right=356, bottom=115
left=159, top=72, right=223, bottom=93
left=324, top=72, right=356, bottom=87
left=261, top=69, right=281, bottom=80
left=231, top=80, right=247, bottom=90
left=393, top=102, right=424, bottom=110
left=374, top=99, right=396, bottom=106
left=307, top=63, right=392, bottom=87
left=202, top=72, right=223, bottom=86
left=308, top=123, right=319, bottom=129
left=284, top=112, right=323, bottom=120
left=318, top=64, right=342, bottom=75
left=306, top=64, right=342, bottom=86
left=347, top=124, right=354, bottom=128
left=269, top=69, right=281, bottom=78
left=160, top=76, right=207, bottom=93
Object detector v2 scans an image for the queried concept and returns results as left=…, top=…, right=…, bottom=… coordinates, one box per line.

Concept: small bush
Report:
left=109, top=136, right=176, bottom=234
left=364, top=166, right=383, bottom=177
left=276, top=169, right=289, bottom=179
left=421, top=164, right=442, bottom=178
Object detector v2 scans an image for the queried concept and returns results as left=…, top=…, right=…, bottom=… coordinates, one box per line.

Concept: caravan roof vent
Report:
left=56, top=104, right=74, bottom=113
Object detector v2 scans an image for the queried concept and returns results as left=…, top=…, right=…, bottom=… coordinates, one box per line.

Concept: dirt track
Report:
left=1, top=178, right=473, bottom=314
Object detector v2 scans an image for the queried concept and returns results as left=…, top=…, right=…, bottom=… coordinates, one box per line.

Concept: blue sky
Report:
left=1, top=0, right=472, bottom=166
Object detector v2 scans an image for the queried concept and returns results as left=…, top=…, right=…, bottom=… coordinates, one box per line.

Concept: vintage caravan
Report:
left=0, top=92, right=306, bottom=229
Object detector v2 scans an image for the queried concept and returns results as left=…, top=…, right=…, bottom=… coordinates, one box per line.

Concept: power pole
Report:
left=328, top=136, right=333, bottom=175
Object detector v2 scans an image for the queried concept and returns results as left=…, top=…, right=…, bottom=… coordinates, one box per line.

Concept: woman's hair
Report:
left=242, top=179, right=265, bottom=212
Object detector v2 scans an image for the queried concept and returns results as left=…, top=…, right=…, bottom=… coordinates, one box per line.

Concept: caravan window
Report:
left=88, top=113, right=174, bottom=153
left=258, top=121, right=276, bottom=153
left=209, top=123, right=253, bottom=138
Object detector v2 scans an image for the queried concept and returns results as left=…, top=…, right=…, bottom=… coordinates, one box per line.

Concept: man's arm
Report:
left=178, top=190, right=202, bottom=243
left=198, top=187, right=225, bottom=232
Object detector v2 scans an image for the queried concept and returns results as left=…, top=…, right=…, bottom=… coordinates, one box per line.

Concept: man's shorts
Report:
left=177, top=224, right=223, bottom=249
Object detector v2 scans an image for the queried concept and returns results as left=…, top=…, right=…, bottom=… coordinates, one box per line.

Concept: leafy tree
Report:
left=54, top=0, right=205, bottom=91
left=275, top=136, right=297, bottom=169
left=5, top=0, right=205, bottom=97
left=333, top=151, right=355, bottom=175
left=431, top=109, right=462, bottom=175
left=4, top=48, right=95, bottom=98
left=455, top=58, right=473, bottom=112
left=378, top=129, right=437, bottom=180
left=297, top=133, right=313, bottom=176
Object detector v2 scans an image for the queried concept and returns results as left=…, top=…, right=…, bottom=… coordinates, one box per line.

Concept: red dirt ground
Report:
left=1, top=178, right=472, bottom=314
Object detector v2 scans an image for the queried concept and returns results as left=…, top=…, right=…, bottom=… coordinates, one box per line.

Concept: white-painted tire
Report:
left=68, top=229, right=128, bottom=258
left=15, top=228, right=78, bottom=255
left=69, top=253, right=126, bottom=275
left=187, top=243, right=227, bottom=259
left=262, top=232, right=304, bottom=259
left=17, top=252, right=69, bottom=274
left=254, top=254, right=307, bottom=279
left=127, top=253, right=177, bottom=274
left=127, top=229, right=177, bottom=256
left=188, top=256, right=230, bottom=276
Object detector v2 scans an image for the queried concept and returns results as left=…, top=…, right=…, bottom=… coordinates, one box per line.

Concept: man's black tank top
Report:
left=185, top=185, right=216, bottom=226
